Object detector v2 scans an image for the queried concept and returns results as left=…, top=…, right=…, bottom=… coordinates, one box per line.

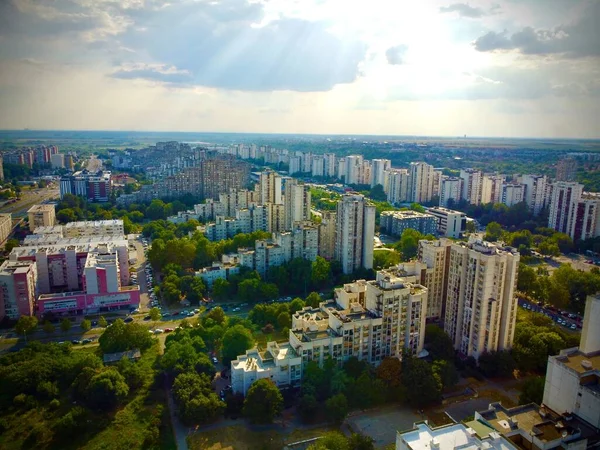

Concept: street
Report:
left=0, top=185, right=59, bottom=218
left=518, top=298, right=582, bottom=331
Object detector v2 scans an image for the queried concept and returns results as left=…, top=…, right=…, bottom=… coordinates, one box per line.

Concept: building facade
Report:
left=334, top=194, right=376, bottom=274
left=409, top=162, right=435, bottom=203
left=0, top=213, right=12, bottom=244
left=439, top=176, right=461, bottom=207
left=380, top=210, right=438, bottom=237
left=27, top=204, right=56, bottom=232
left=425, top=206, right=466, bottom=239
left=444, top=238, right=520, bottom=360
left=460, top=169, right=483, bottom=205
left=0, top=260, right=37, bottom=320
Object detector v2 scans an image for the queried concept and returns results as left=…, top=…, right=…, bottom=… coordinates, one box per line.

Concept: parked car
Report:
left=124, top=317, right=134, bottom=323
left=82, top=338, right=92, bottom=344
left=71, top=339, right=82, bottom=345
left=212, top=356, right=218, bottom=364
left=143, top=315, right=151, bottom=321
left=164, top=328, right=174, bottom=333
left=153, top=329, right=163, bottom=334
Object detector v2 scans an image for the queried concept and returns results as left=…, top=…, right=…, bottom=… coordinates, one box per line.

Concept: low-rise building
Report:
left=425, top=206, right=466, bottom=238
left=231, top=342, right=302, bottom=395
left=196, top=262, right=240, bottom=288
left=396, top=421, right=518, bottom=450
left=32, top=220, right=124, bottom=238
left=27, top=204, right=56, bottom=231
left=380, top=210, right=438, bottom=237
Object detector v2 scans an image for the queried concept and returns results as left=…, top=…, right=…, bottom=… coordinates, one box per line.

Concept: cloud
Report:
left=385, top=45, right=407, bottom=65
left=439, top=3, right=488, bottom=18
left=473, top=1, right=600, bottom=58
left=110, top=65, right=193, bottom=84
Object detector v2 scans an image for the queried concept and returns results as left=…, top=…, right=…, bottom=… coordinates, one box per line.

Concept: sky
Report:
left=0, top=0, right=598, bottom=138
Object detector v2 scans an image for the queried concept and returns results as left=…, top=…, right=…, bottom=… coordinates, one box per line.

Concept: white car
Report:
left=153, top=329, right=163, bottom=334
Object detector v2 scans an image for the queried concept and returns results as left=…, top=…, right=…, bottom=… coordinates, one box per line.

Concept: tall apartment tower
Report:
left=386, top=169, right=410, bottom=204
left=521, top=174, right=548, bottom=215
left=0, top=154, right=4, bottom=182
left=371, top=159, right=391, bottom=188
left=439, top=177, right=461, bottom=207
left=335, top=194, right=376, bottom=274
left=409, top=162, right=435, bottom=203
left=418, top=239, right=452, bottom=320
left=444, top=238, right=520, bottom=360
left=258, top=170, right=283, bottom=205
left=556, top=158, right=577, bottom=182
left=318, top=211, right=337, bottom=260
left=568, top=198, right=600, bottom=242
left=283, top=179, right=311, bottom=230
left=548, top=182, right=584, bottom=234
left=481, top=175, right=504, bottom=205
left=345, top=155, right=363, bottom=185
left=501, top=183, right=525, bottom=207
left=460, top=169, right=483, bottom=205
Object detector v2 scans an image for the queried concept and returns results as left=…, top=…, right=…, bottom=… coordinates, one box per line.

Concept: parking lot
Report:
left=518, top=299, right=581, bottom=331
left=346, top=406, right=420, bottom=447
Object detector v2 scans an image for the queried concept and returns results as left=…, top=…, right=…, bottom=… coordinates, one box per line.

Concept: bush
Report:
left=49, top=398, right=60, bottom=409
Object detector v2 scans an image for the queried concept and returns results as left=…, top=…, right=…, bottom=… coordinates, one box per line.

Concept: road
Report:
left=86, top=155, right=103, bottom=172
left=0, top=185, right=59, bottom=218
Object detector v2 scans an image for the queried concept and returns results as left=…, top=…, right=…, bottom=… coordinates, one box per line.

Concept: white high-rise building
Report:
left=335, top=194, right=376, bottom=274
left=311, top=156, right=324, bottom=177
left=361, top=160, right=372, bottom=186
left=371, top=159, right=391, bottom=188
left=345, top=155, right=363, bottom=185
left=460, top=168, right=483, bottom=205
left=258, top=170, right=283, bottom=205
left=501, top=183, right=525, bottom=207
left=386, top=169, right=410, bottom=205
left=568, top=198, right=600, bottom=242
left=481, top=174, right=504, bottom=204
left=548, top=182, right=584, bottom=234
left=521, top=174, right=548, bottom=215
left=283, top=179, right=311, bottom=230
left=444, top=237, right=520, bottom=360
left=324, top=153, right=337, bottom=178
left=439, top=176, right=461, bottom=207
left=289, top=156, right=302, bottom=175
left=409, top=162, right=435, bottom=203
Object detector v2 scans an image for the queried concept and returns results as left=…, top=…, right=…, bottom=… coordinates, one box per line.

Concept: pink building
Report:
left=36, top=286, right=140, bottom=316
left=0, top=260, right=37, bottom=320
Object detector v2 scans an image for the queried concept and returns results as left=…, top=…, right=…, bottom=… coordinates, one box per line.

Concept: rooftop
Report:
left=0, top=260, right=35, bottom=276
left=426, top=206, right=466, bottom=216
left=381, top=210, right=434, bottom=220
left=64, top=219, right=123, bottom=228
left=27, top=204, right=55, bottom=213
left=398, top=422, right=518, bottom=450
left=553, top=347, right=600, bottom=375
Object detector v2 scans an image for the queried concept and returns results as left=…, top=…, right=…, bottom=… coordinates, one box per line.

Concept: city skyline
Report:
left=0, top=0, right=599, bottom=138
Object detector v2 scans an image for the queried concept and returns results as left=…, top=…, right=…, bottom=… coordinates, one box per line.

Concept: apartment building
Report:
left=444, top=237, right=520, bottom=360
left=0, top=260, right=37, bottom=320
left=311, top=156, right=325, bottom=177
left=258, top=170, right=283, bottom=205
left=371, top=159, right=391, bottom=188
left=284, top=179, right=311, bottom=229
left=543, top=294, right=600, bottom=430
left=0, top=213, right=12, bottom=244
left=548, top=182, right=584, bottom=235
left=409, top=162, right=435, bottom=203
left=11, top=236, right=131, bottom=295
left=380, top=210, right=438, bottom=237
left=481, top=174, right=504, bottom=204
left=426, top=206, right=466, bottom=239
left=27, top=204, right=56, bottom=232
left=32, top=220, right=124, bottom=239
left=334, top=194, right=376, bottom=274
left=439, top=176, right=461, bottom=207
left=196, top=261, right=240, bottom=288
left=460, top=168, right=483, bottom=205
left=501, top=183, right=525, bottom=207
left=521, top=174, right=548, bottom=215
left=568, top=197, right=600, bottom=242
left=386, top=169, right=410, bottom=205
left=556, top=157, right=578, bottom=182
left=60, top=170, right=112, bottom=202
left=231, top=271, right=427, bottom=395
left=318, top=211, right=336, bottom=260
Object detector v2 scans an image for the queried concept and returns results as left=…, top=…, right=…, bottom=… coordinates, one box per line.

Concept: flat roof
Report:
left=27, top=204, right=55, bottom=212
left=398, top=422, right=517, bottom=450
left=555, top=349, right=600, bottom=374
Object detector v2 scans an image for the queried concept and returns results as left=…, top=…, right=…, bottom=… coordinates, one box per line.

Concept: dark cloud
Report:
left=473, top=1, right=600, bottom=58
left=439, top=3, right=487, bottom=18
left=385, top=45, right=407, bottom=65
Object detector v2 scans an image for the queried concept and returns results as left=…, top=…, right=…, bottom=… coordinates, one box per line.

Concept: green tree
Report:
left=347, top=433, right=375, bottom=450
left=84, top=368, right=129, bottom=410
left=98, top=316, right=108, bottom=328
left=311, top=256, right=331, bottom=288
left=376, top=357, right=402, bottom=388
left=308, top=432, right=349, bottom=450
left=149, top=307, right=162, bottom=330
left=172, top=372, right=225, bottom=425
left=305, top=291, right=321, bottom=308
left=298, top=393, right=319, bottom=423
left=325, top=393, right=349, bottom=424
left=425, top=325, right=455, bottom=361
left=43, top=321, right=55, bottom=334
left=60, top=318, right=72, bottom=333
left=432, top=360, right=459, bottom=390
left=277, top=311, right=291, bottom=330
left=80, top=319, right=91, bottom=332
left=212, top=278, right=231, bottom=301
left=402, top=356, right=441, bottom=407
left=485, top=221, right=503, bottom=241
left=243, top=379, right=283, bottom=424
left=5, top=238, right=20, bottom=253
left=289, top=297, right=305, bottom=314
left=57, top=208, right=77, bottom=223
left=98, top=319, right=154, bottom=354
left=221, top=325, right=254, bottom=363
left=519, top=376, right=545, bottom=405
left=206, top=307, right=227, bottom=325
left=373, top=249, right=401, bottom=270
left=15, top=315, right=38, bottom=342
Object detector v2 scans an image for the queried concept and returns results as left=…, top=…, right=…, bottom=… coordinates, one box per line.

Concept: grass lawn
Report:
left=188, top=424, right=335, bottom=450
left=253, top=329, right=289, bottom=347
